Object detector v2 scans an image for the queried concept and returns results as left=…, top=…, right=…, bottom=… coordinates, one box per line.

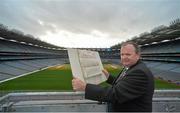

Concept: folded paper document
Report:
left=68, top=48, right=107, bottom=84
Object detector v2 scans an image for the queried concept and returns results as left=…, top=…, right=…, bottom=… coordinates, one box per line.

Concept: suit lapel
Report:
left=112, top=60, right=141, bottom=85
left=113, top=67, right=128, bottom=84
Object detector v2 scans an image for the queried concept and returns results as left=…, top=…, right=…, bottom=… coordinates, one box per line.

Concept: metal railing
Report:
left=0, top=90, right=180, bottom=112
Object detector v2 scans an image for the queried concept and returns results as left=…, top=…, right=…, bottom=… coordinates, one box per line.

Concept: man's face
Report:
left=120, top=44, right=140, bottom=67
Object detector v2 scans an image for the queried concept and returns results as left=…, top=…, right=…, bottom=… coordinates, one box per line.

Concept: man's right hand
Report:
left=102, top=69, right=109, bottom=79
left=72, top=77, right=86, bottom=91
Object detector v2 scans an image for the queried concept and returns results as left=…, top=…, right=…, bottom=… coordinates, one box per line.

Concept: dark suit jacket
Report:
left=85, top=60, right=154, bottom=112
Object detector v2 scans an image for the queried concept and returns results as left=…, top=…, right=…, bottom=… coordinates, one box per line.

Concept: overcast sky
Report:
left=0, top=0, right=180, bottom=48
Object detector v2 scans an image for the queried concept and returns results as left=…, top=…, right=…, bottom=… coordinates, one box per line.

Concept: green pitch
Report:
left=0, top=64, right=73, bottom=92
left=0, top=64, right=179, bottom=92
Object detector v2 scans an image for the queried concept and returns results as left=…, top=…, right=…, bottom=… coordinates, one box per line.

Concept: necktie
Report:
left=115, top=67, right=128, bottom=83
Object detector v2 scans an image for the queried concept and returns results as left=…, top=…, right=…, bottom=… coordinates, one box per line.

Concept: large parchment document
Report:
left=68, top=48, right=107, bottom=84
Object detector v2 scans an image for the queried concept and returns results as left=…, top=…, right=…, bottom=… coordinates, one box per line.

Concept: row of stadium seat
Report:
left=0, top=59, right=66, bottom=82
left=144, top=61, right=180, bottom=83
left=140, top=38, right=180, bottom=84
left=0, top=39, right=62, bottom=54
left=141, top=39, right=180, bottom=54
left=0, top=38, right=67, bottom=82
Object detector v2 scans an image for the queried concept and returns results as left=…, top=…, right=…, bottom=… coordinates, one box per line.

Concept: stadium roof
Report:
left=131, top=26, right=180, bottom=45
left=3, top=36, right=63, bottom=49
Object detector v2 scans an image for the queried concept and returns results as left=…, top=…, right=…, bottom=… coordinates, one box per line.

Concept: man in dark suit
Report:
left=72, top=41, right=154, bottom=112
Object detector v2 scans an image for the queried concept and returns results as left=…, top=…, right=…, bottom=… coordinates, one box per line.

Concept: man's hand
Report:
left=72, top=77, right=86, bottom=91
left=102, top=69, right=109, bottom=79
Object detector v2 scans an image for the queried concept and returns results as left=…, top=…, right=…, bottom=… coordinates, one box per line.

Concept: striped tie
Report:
left=115, top=67, right=128, bottom=83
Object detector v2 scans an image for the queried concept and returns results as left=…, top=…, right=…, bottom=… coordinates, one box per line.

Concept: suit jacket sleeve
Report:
left=106, top=74, right=115, bottom=85
left=85, top=69, right=148, bottom=104
left=106, top=69, right=124, bottom=85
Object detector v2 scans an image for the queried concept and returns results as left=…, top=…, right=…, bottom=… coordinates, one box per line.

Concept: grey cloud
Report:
left=0, top=0, right=180, bottom=39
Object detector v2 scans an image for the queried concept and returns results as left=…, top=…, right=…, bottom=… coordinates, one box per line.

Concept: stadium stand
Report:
left=110, top=19, right=180, bottom=84
left=0, top=35, right=67, bottom=83
left=140, top=39, right=180, bottom=83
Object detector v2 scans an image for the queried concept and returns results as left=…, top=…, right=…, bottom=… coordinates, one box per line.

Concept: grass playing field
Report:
left=0, top=64, right=179, bottom=93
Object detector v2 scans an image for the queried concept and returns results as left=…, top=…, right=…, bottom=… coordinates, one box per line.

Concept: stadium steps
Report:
left=144, top=61, right=180, bottom=83
left=0, top=63, right=28, bottom=76
left=18, top=60, right=43, bottom=69
left=0, top=73, right=15, bottom=81
left=0, top=59, right=66, bottom=82
left=2, top=61, right=32, bottom=72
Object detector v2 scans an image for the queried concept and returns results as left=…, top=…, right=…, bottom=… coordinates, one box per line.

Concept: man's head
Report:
left=120, top=41, right=141, bottom=67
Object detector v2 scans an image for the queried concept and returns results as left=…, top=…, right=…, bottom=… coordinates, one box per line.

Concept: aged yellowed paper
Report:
left=68, top=48, right=106, bottom=84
